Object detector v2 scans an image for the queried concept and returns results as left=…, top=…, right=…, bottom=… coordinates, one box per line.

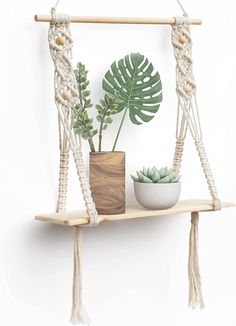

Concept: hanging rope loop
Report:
left=51, top=12, right=71, bottom=25
left=48, top=12, right=99, bottom=322
left=175, top=15, right=191, bottom=26
left=172, top=16, right=221, bottom=211
left=48, top=9, right=98, bottom=225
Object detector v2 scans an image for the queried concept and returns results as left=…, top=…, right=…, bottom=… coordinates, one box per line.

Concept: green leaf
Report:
left=84, top=80, right=90, bottom=86
left=102, top=53, right=162, bottom=125
left=131, top=174, right=139, bottom=182
left=142, top=175, right=153, bottom=183
left=96, top=115, right=103, bottom=122
left=168, top=172, right=177, bottom=181
left=74, top=121, right=82, bottom=127
left=171, top=175, right=181, bottom=183
left=142, top=167, right=147, bottom=176
left=104, top=94, right=110, bottom=106
left=159, top=167, right=166, bottom=178
left=91, top=129, right=98, bottom=137
left=158, top=176, right=170, bottom=183
left=81, top=132, right=90, bottom=140
left=137, top=171, right=144, bottom=181
left=83, top=90, right=90, bottom=97
left=103, top=124, right=108, bottom=130
left=147, top=168, right=154, bottom=179
left=105, top=117, right=113, bottom=124
left=152, top=171, right=160, bottom=182
left=99, top=100, right=105, bottom=107
left=96, top=104, right=103, bottom=111
left=75, top=103, right=83, bottom=110
left=80, top=76, right=87, bottom=82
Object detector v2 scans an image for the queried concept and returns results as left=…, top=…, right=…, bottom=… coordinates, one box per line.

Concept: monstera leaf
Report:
left=102, top=53, right=163, bottom=125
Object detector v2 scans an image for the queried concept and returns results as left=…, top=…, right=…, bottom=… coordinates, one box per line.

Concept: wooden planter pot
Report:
left=89, top=151, right=125, bottom=215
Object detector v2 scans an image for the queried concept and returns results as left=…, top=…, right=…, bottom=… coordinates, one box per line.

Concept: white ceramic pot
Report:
left=134, top=181, right=181, bottom=210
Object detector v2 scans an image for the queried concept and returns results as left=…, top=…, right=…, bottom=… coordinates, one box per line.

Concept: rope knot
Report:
left=174, top=16, right=191, bottom=26
left=191, top=212, right=199, bottom=225
left=213, top=198, right=221, bottom=211
left=51, top=13, right=71, bottom=25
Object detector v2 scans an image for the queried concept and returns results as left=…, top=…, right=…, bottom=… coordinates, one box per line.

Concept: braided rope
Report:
left=70, top=227, right=90, bottom=324
left=56, top=111, right=69, bottom=213
left=188, top=212, right=204, bottom=309
left=57, top=147, right=69, bottom=212
left=48, top=10, right=99, bottom=324
left=48, top=11, right=99, bottom=225
left=172, top=16, right=221, bottom=210
left=173, top=138, right=185, bottom=175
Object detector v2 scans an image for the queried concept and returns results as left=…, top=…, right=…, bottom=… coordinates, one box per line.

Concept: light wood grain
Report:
left=34, top=15, right=202, bottom=25
left=35, top=199, right=235, bottom=226
left=90, top=152, right=125, bottom=214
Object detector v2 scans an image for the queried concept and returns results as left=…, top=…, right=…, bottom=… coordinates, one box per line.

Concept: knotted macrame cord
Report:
left=48, top=7, right=99, bottom=324
left=171, top=16, right=221, bottom=308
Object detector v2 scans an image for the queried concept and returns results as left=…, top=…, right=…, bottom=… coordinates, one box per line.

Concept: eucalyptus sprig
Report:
left=96, top=92, right=120, bottom=152
left=73, top=62, right=97, bottom=152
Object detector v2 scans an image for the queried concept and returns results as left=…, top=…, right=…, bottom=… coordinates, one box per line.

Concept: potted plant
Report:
left=131, top=166, right=181, bottom=209
left=72, top=53, right=163, bottom=214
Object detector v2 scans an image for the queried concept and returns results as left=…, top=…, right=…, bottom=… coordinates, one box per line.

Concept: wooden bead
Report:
left=61, top=91, right=72, bottom=101
left=178, top=34, right=188, bottom=44
left=56, top=36, right=66, bottom=46
left=183, top=84, right=192, bottom=93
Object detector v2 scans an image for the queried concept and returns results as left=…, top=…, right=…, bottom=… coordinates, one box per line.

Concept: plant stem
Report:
left=98, top=114, right=106, bottom=152
left=98, top=124, right=103, bottom=152
left=89, top=138, right=96, bottom=152
left=77, top=74, right=96, bottom=152
left=78, top=76, right=84, bottom=108
left=112, top=107, right=128, bottom=151
left=98, top=134, right=102, bottom=152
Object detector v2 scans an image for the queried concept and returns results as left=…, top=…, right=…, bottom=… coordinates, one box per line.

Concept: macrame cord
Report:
left=70, top=226, right=91, bottom=324
left=48, top=7, right=99, bottom=324
left=171, top=15, right=221, bottom=211
left=171, top=15, right=221, bottom=308
left=57, top=116, right=69, bottom=213
left=188, top=212, right=204, bottom=309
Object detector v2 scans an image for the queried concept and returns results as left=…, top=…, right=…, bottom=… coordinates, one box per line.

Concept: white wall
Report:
left=1, top=0, right=236, bottom=325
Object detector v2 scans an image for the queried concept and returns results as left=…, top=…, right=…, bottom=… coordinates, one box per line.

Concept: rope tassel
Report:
left=188, top=212, right=205, bottom=309
left=70, top=227, right=91, bottom=325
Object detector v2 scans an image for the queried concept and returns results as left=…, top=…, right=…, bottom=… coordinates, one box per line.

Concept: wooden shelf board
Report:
left=35, top=199, right=235, bottom=226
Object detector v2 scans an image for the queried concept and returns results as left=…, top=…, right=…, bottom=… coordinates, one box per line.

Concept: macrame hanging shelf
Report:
left=34, top=4, right=235, bottom=324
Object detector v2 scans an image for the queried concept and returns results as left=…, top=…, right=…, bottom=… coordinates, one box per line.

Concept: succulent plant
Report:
left=131, top=166, right=181, bottom=183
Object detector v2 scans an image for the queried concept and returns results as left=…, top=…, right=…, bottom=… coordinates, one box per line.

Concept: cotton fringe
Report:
left=188, top=212, right=205, bottom=309
left=70, top=227, right=91, bottom=325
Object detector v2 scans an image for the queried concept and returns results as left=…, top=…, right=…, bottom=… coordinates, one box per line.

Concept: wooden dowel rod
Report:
left=34, top=15, right=202, bottom=25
